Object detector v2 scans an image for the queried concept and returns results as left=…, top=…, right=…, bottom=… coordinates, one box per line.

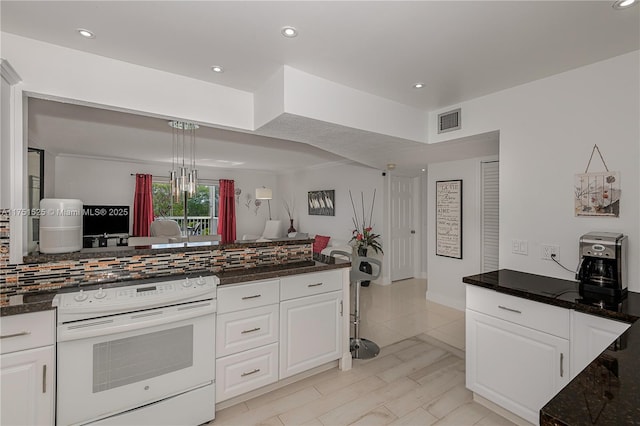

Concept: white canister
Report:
left=39, top=199, right=83, bottom=253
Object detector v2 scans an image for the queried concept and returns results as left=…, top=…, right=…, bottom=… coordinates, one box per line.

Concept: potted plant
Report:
left=349, top=190, right=382, bottom=286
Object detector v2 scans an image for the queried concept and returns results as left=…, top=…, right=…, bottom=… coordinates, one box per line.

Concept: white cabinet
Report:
left=215, top=269, right=347, bottom=402
left=0, top=310, right=55, bottom=426
left=279, top=270, right=344, bottom=379
left=280, top=291, right=342, bottom=379
left=216, top=279, right=280, bottom=402
left=466, top=286, right=570, bottom=425
left=466, top=310, right=569, bottom=424
left=570, top=311, right=630, bottom=378
left=216, top=343, right=279, bottom=402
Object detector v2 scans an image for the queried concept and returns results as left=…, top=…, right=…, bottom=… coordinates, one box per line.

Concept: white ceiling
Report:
left=3, top=1, right=639, bottom=176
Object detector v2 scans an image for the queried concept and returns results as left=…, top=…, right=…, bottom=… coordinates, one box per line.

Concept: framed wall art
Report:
left=435, top=179, right=463, bottom=259
left=575, top=145, right=620, bottom=217
left=308, top=190, right=335, bottom=216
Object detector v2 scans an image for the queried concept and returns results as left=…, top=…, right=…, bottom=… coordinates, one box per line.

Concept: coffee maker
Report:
left=577, top=232, right=627, bottom=300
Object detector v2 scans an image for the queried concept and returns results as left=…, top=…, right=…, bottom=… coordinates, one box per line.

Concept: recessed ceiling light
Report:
left=413, top=83, right=425, bottom=89
left=421, top=168, right=426, bottom=172
left=281, top=26, right=298, bottom=38
left=211, top=65, right=224, bottom=73
left=613, top=0, right=637, bottom=9
left=77, top=28, right=95, bottom=39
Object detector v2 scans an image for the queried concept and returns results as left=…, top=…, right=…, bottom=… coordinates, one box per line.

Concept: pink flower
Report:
left=356, top=233, right=363, bottom=241
left=365, top=227, right=372, bottom=232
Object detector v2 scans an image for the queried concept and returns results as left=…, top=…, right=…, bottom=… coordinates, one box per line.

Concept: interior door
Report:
left=481, top=161, right=499, bottom=272
left=390, top=176, right=414, bottom=281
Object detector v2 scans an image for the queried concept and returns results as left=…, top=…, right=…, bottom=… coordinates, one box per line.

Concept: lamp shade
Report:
left=255, top=187, right=273, bottom=200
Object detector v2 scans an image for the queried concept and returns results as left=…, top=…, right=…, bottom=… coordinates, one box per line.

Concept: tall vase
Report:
left=358, top=246, right=373, bottom=287
left=287, top=219, right=296, bottom=234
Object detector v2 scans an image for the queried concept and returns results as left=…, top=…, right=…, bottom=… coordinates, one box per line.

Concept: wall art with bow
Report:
left=574, top=145, right=620, bottom=217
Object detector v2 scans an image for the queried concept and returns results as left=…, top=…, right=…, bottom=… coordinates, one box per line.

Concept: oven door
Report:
left=57, top=301, right=215, bottom=426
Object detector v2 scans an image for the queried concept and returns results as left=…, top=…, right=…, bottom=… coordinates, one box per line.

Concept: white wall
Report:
left=54, top=155, right=278, bottom=239
left=427, top=157, right=496, bottom=310
left=277, top=162, right=387, bottom=281
left=2, top=33, right=254, bottom=131
left=429, top=51, right=640, bottom=295
left=283, top=66, right=428, bottom=142
left=1, top=71, right=11, bottom=208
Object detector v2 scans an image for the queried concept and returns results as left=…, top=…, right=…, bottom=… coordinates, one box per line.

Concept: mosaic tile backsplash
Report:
left=0, top=215, right=312, bottom=306
left=0, top=210, right=9, bottom=267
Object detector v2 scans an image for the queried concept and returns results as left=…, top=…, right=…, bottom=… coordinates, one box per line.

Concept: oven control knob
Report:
left=182, top=278, right=192, bottom=288
left=94, top=288, right=107, bottom=299
left=74, top=290, right=88, bottom=302
left=196, top=277, right=206, bottom=286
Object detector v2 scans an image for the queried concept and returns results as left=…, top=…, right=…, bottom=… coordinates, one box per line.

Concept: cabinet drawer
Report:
left=216, top=343, right=278, bottom=402
left=0, top=310, right=55, bottom=355
left=466, top=285, right=570, bottom=339
left=280, top=270, right=342, bottom=301
left=217, top=280, right=279, bottom=314
left=216, top=304, right=279, bottom=358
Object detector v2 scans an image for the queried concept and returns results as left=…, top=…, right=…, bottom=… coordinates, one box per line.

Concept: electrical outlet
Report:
left=541, top=244, right=560, bottom=261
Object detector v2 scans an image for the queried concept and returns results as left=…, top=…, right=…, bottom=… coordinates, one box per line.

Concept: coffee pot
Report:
left=577, top=232, right=627, bottom=299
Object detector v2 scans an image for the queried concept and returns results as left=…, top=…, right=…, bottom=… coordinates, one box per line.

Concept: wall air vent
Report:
left=438, top=108, right=461, bottom=134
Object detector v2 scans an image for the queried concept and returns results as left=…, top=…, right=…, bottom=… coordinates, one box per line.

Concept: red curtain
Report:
left=133, top=174, right=154, bottom=236
left=217, top=179, right=236, bottom=243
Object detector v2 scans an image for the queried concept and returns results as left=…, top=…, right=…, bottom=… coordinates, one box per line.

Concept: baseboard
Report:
left=473, top=394, right=534, bottom=426
left=425, top=291, right=465, bottom=311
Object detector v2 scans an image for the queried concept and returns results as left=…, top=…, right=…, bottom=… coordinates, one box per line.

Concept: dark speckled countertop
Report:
left=463, top=269, right=640, bottom=426
left=0, top=254, right=350, bottom=317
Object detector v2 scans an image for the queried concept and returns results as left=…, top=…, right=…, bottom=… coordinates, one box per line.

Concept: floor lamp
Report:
left=256, top=187, right=272, bottom=220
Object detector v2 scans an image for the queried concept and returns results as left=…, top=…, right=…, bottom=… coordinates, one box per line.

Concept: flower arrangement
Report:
left=349, top=189, right=383, bottom=254
left=283, top=195, right=297, bottom=233
left=283, top=196, right=295, bottom=220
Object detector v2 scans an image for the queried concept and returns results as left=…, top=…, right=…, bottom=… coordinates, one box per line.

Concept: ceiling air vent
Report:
left=438, top=108, right=461, bottom=134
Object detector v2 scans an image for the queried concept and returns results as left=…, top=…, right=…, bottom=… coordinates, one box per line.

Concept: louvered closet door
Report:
left=481, top=161, right=499, bottom=272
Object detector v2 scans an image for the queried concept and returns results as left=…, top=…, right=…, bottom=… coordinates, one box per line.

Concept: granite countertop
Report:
left=463, top=269, right=640, bottom=425
left=0, top=254, right=350, bottom=317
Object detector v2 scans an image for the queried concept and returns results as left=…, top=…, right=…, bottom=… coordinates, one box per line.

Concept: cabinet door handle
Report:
left=498, top=305, right=522, bottom=314
left=241, top=294, right=261, bottom=300
left=0, top=331, right=31, bottom=339
left=560, top=353, right=564, bottom=377
left=241, top=327, right=261, bottom=334
left=307, top=283, right=323, bottom=288
left=340, top=300, right=344, bottom=316
left=241, top=368, right=261, bottom=377
left=42, top=364, right=47, bottom=393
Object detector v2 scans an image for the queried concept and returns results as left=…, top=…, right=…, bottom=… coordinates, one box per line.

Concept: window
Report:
left=152, top=182, right=219, bottom=235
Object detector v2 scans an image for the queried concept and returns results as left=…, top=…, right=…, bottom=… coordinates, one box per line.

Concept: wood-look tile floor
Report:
left=212, top=279, right=516, bottom=426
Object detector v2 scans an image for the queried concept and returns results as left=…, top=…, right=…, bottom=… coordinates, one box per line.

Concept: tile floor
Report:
left=358, top=279, right=465, bottom=351
left=213, top=279, right=515, bottom=426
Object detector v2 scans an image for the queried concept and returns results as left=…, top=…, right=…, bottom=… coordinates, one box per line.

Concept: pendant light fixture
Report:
left=169, top=120, right=199, bottom=202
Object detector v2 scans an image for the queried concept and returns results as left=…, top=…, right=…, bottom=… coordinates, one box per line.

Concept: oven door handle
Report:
left=57, top=301, right=216, bottom=342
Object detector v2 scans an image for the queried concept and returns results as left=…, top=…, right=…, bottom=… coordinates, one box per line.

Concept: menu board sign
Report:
left=436, top=180, right=463, bottom=259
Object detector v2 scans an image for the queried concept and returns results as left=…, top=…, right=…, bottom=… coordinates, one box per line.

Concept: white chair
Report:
left=128, top=236, right=170, bottom=246
left=329, top=249, right=382, bottom=360
left=150, top=220, right=182, bottom=238
left=242, top=220, right=282, bottom=241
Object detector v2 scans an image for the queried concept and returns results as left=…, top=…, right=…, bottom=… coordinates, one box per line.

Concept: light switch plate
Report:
left=512, top=239, right=528, bottom=255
